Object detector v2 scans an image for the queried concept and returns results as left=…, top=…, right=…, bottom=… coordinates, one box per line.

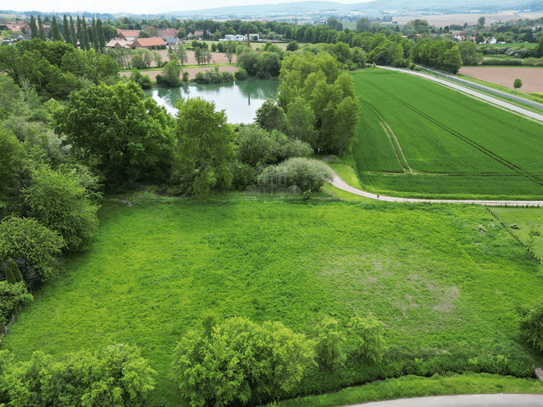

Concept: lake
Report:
left=143, top=79, right=281, bottom=124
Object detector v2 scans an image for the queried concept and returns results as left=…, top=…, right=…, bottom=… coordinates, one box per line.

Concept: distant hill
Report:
left=164, top=0, right=543, bottom=16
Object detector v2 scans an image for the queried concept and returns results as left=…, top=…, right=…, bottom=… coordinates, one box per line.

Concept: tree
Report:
left=313, top=316, right=347, bottom=369
left=5, top=262, right=16, bottom=285
left=286, top=41, right=299, bottom=51
left=177, top=28, right=186, bottom=39
left=91, top=18, right=98, bottom=51
left=285, top=97, right=318, bottom=146
left=0, top=281, right=33, bottom=326
left=356, top=17, right=371, bottom=33
left=176, top=44, right=188, bottom=65
left=326, top=17, right=343, bottom=31
left=458, top=41, right=484, bottom=65
left=514, top=78, right=523, bottom=91
left=194, top=46, right=203, bottom=65
left=348, top=314, right=386, bottom=362
left=37, top=15, right=46, bottom=41
left=21, top=164, right=99, bottom=252
left=69, top=16, right=77, bottom=48
left=29, top=15, right=37, bottom=39
left=76, top=16, right=82, bottom=47
left=62, top=15, right=71, bottom=44
left=81, top=18, right=91, bottom=51
left=153, top=50, right=162, bottom=67
left=534, top=36, right=543, bottom=58
left=172, top=97, right=235, bottom=196
left=0, top=217, right=64, bottom=280
left=52, top=82, right=173, bottom=185
left=475, top=34, right=484, bottom=44
left=213, top=29, right=221, bottom=40
left=171, top=317, right=315, bottom=407
left=330, top=96, right=358, bottom=156
left=158, top=60, right=182, bottom=86
left=51, top=17, right=61, bottom=41
left=255, top=99, right=287, bottom=133
left=96, top=18, right=106, bottom=50
left=478, top=16, right=486, bottom=27
left=225, top=42, right=235, bottom=64
left=0, top=128, right=25, bottom=196
left=10, top=260, right=24, bottom=283
left=139, top=30, right=151, bottom=38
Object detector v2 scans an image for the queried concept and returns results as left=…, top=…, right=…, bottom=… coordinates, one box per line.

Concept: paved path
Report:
left=377, top=66, right=543, bottom=123
left=330, top=171, right=543, bottom=206
left=346, top=394, right=543, bottom=406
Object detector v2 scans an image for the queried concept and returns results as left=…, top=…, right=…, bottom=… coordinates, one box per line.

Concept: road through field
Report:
left=376, top=66, right=543, bottom=123
left=330, top=170, right=543, bottom=206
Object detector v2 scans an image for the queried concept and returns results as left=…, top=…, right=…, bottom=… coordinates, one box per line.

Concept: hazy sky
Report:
left=15, top=0, right=371, bottom=15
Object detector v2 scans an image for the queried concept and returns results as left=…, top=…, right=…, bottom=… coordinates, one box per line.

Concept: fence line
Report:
left=418, top=66, right=543, bottom=111
left=1, top=287, right=31, bottom=341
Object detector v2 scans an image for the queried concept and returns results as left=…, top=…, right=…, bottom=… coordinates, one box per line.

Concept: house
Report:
left=194, top=30, right=212, bottom=39
left=222, top=34, right=245, bottom=41
left=118, top=30, right=141, bottom=41
left=485, top=37, right=497, bottom=44
left=131, top=37, right=166, bottom=49
left=186, top=32, right=194, bottom=39
left=106, top=38, right=133, bottom=48
left=163, top=36, right=178, bottom=46
left=155, top=28, right=178, bottom=38
left=1, top=39, right=13, bottom=46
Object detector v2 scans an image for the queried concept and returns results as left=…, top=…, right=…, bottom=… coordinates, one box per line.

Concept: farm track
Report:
left=358, top=78, right=543, bottom=189
left=329, top=169, right=543, bottom=206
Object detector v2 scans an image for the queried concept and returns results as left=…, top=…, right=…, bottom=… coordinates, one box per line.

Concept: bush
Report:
left=0, top=128, right=25, bottom=196
left=231, top=160, right=258, bottom=190
left=2, top=344, right=156, bottom=407
left=0, top=281, right=32, bottom=326
left=348, top=314, right=386, bottom=363
left=518, top=301, right=543, bottom=355
left=0, top=217, right=64, bottom=280
left=171, top=317, right=315, bottom=407
left=482, top=58, right=524, bottom=66
left=0, top=259, right=44, bottom=291
left=21, top=164, right=99, bottom=252
left=235, top=68, right=247, bottom=80
left=414, top=65, right=422, bottom=71
left=408, top=63, right=416, bottom=70
left=195, top=67, right=235, bottom=84
left=313, top=316, right=347, bottom=369
left=258, top=158, right=334, bottom=192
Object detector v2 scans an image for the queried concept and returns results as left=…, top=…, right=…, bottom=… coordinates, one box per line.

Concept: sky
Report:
left=12, top=0, right=372, bottom=15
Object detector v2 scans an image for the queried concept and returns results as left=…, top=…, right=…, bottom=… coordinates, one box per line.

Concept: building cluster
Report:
left=0, top=20, right=35, bottom=45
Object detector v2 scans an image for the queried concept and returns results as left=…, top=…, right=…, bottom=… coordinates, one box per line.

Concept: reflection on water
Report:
left=143, top=79, right=280, bottom=124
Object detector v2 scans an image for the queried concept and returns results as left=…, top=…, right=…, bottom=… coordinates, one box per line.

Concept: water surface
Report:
left=144, top=79, right=280, bottom=124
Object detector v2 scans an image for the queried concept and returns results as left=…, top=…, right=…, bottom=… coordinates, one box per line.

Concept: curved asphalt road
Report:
left=347, top=394, right=543, bottom=406
left=377, top=66, right=543, bottom=123
left=335, top=67, right=543, bottom=206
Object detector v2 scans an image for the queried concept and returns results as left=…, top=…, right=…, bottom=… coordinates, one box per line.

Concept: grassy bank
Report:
left=267, top=373, right=543, bottom=407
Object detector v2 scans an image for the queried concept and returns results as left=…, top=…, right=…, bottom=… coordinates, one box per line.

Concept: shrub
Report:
left=2, top=344, right=156, bottom=407
left=518, top=301, right=543, bottom=355
left=313, top=316, right=347, bottom=369
left=0, top=281, right=32, bottom=326
left=0, top=259, right=45, bottom=292
left=231, top=160, right=258, bottom=190
left=171, top=317, right=315, bottom=407
left=348, top=314, right=386, bottom=362
left=21, top=164, right=99, bottom=252
left=10, top=261, right=24, bottom=283
left=235, top=68, right=247, bottom=80
left=408, top=63, right=416, bottom=70
left=4, top=263, right=16, bottom=285
left=482, top=59, right=524, bottom=66
left=258, top=158, right=334, bottom=192
left=414, top=65, right=422, bottom=71
left=0, top=217, right=64, bottom=280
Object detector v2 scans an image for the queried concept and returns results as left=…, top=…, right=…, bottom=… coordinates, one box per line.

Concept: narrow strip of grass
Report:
left=267, top=374, right=543, bottom=407
left=120, top=63, right=234, bottom=72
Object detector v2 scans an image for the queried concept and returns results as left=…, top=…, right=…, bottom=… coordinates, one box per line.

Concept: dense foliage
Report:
left=52, top=81, right=173, bottom=186
left=0, top=281, right=33, bottom=326
left=172, top=317, right=316, bottom=407
left=411, top=38, right=462, bottom=73
left=258, top=158, right=334, bottom=192
left=518, top=301, right=543, bottom=355
left=2, top=345, right=155, bottom=407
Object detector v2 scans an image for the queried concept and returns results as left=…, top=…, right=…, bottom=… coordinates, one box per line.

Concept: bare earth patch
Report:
left=120, top=65, right=238, bottom=81
left=458, top=66, right=543, bottom=93
left=129, top=49, right=237, bottom=68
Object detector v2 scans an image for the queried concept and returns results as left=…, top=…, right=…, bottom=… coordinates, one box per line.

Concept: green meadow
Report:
left=350, top=69, right=543, bottom=200
left=4, top=196, right=543, bottom=405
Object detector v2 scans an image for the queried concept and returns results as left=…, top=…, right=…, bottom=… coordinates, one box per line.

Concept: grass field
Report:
left=350, top=69, right=543, bottom=200
left=491, top=207, right=543, bottom=259
left=4, top=196, right=543, bottom=405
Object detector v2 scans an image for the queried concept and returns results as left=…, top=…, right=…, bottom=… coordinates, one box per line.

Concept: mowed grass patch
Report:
left=3, top=199, right=543, bottom=405
left=350, top=69, right=543, bottom=199
left=268, top=373, right=543, bottom=407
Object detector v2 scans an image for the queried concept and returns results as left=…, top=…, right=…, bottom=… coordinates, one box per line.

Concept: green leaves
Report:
left=172, top=317, right=315, bottom=407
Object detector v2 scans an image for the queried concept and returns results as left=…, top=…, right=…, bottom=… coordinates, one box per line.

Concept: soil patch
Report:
left=129, top=49, right=237, bottom=67
left=458, top=66, right=543, bottom=93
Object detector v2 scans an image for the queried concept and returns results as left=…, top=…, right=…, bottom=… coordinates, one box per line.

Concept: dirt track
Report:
left=458, top=66, right=543, bottom=93
left=120, top=64, right=238, bottom=81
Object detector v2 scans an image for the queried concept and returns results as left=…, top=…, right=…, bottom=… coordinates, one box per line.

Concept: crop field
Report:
left=351, top=69, right=543, bottom=199
left=4, top=198, right=543, bottom=405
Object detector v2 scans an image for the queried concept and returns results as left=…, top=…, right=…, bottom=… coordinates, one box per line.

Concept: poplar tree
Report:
left=63, top=15, right=71, bottom=44
left=10, top=261, right=24, bottom=284
left=76, top=16, right=82, bottom=46
left=69, top=16, right=77, bottom=47
left=30, top=15, right=37, bottom=39
left=92, top=18, right=98, bottom=52
left=5, top=262, right=16, bottom=285
left=37, top=15, right=46, bottom=41
left=82, top=18, right=91, bottom=51
left=51, top=16, right=61, bottom=41
left=97, top=18, right=105, bottom=50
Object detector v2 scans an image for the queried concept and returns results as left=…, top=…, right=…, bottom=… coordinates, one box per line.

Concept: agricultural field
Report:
left=4, top=197, right=543, bottom=405
left=458, top=66, right=543, bottom=93
left=351, top=69, right=543, bottom=199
